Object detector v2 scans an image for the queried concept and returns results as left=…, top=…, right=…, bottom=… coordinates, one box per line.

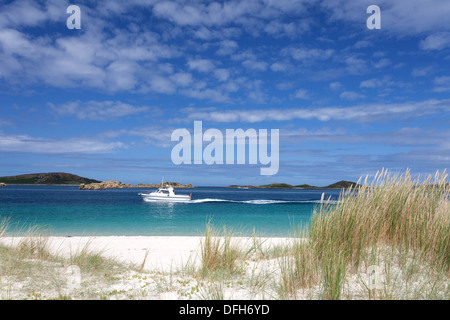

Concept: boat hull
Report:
left=139, top=193, right=191, bottom=202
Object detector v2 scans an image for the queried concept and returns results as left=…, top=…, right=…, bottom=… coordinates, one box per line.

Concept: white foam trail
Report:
left=141, top=197, right=338, bottom=205
left=241, top=199, right=291, bottom=204
left=189, top=198, right=231, bottom=203
left=186, top=199, right=339, bottom=205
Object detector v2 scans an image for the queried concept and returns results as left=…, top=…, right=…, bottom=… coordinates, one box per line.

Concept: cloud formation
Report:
left=0, top=0, right=449, bottom=183
left=180, top=99, right=450, bottom=123
left=49, top=100, right=151, bottom=120
left=0, top=132, right=124, bottom=154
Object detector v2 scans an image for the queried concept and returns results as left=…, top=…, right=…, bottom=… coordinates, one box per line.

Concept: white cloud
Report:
left=216, top=39, right=238, bottom=55
left=126, top=126, right=176, bottom=148
left=270, top=62, right=290, bottom=72
left=276, top=82, right=293, bottom=90
left=0, top=119, right=11, bottom=127
left=181, top=87, right=230, bottom=103
left=288, top=47, right=334, bottom=62
left=294, top=89, right=310, bottom=100
left=321, top=0, right=450, bottom=35
left=148, top=76, right=177, bottom=94
left=242, top=59, right=268, bottom=71
left=353, top=40, right=373, bottom=49
left=372, top=58, right=391, bottom=69
left=151, top=0, right=309, bottom=27
left=179, top=99, right=450, bottom=123
left=420, top=32, right=450, bottom=50
left=411, top=66, right=433, bottom=77
left=344, top=56, right=367, bottom=75
left=105, top=60, right=139, bottom=91
left=187, top=59, right=215, bottom=72
left=0, top=132, right=123, bottom=154
left=360, top=77, right=396, bottom=89
left=49, top=100, right=150, bottom=120
left=170, top=72, right=193, bottom=87
left=0, top=0, right=67, bottom=28
left=214, top=68, right=230, bottom=82
left=263, top=20, right=310, bottom=38
left=0, top=22, right=181, bottom=92
left=0, top=0, right=448, bottom=107
left=329, top=82, right=342, bottom=91
left=284, top=127, right=450, bottom=151
left=190, top=26, right=240, bottom=41
left=340, top=91, right=365, bottom=101
left=433, top=76, right=450, bottom=92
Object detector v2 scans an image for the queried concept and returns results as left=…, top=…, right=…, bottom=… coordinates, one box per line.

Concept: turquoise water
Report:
left=0, top=185, right=341, bottom=236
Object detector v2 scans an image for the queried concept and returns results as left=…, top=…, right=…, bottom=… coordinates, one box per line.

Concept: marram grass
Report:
left=199, top=222, right=244, bottom=278
left=289, top=169, right=449, bottom=299
left=195, top=170, right=448, bottom=299
left=310, top=169, right=449, bottom=271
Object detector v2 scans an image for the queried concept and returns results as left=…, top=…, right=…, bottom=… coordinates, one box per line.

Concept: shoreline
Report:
left=0, top=235, right=294, bottom=272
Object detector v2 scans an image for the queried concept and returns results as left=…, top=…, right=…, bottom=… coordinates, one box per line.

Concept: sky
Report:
left=0, top=0, right=449, bottom=186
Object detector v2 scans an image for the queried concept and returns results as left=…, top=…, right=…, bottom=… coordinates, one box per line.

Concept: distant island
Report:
left=228, top=180, right=360, bottom=189
left=0, top=172, right=193, bottom=189
left=0, top=172, right=357, bottom=190
left=0, top=172, right=101, bottom=185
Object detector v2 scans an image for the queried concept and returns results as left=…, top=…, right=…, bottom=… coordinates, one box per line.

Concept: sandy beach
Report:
left=0, top=236, right=292, bottom=272
left=0, top=235, right=297, bottom=299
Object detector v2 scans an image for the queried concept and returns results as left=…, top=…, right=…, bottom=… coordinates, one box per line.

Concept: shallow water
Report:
left=0, top=185, right=341, bottom=236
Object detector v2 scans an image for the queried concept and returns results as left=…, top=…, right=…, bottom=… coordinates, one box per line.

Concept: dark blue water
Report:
left=0, top=185, right=341, bottom=236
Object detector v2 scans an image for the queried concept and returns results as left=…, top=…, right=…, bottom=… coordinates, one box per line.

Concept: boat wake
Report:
left=175, top=198, right=338, bottom=205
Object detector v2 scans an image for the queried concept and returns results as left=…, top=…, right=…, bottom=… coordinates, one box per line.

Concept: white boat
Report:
left=139, top=182, right=191, bottom=202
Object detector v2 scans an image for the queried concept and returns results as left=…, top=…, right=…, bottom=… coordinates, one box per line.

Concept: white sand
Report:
left=0, top=236, right=292, bottom=272
left=0, top=236, right=295, bottom=299
left=1, top=236, right=445, bottom=300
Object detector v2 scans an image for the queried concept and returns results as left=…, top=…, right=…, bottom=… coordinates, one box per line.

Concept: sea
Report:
left=0, top=185, right=342, bottom=237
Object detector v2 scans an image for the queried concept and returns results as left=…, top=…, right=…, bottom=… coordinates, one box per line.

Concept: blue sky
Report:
left=0, top=0, right=449, bottom=186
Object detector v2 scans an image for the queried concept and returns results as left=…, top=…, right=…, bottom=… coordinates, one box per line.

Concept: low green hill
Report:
left=294, top=184, right=318, bottom=189
left=259, top=183, right=294, bottom=188
left=324, top=180, right=361, bottom=189
left=229, top=180, right=360, bottom=189
left=0, top=173, right=101, bottom=185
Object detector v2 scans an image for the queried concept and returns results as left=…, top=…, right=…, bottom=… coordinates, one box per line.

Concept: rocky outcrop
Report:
left=79, top=180, right=193, bottom=190
left=0, top=183, right=6, bottom=187
left=165, top=182, right=193, bottom=188
left=79, top=180, right=132, bottom=190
